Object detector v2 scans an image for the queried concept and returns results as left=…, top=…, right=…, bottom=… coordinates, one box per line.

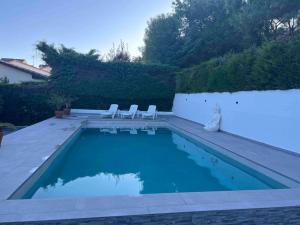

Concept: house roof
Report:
left=1, top=58, right=27, bottom=63
left=0, top=60, right=50, bottom=80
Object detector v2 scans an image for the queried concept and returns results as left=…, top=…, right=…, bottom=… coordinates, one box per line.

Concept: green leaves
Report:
left=35, top=42, right=177, bottom=112
left=143, top=0, right=300, bottom=67
left=177, top=38, right=300, bottom=93
left=0, top=83, right=53, bottom=126
left=143, top=14, right=182, bottom=66
left=48, top=94, right=68, bottom=111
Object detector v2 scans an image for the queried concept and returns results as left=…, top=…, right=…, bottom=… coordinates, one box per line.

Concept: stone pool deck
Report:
left=0, top=115, right=300, bottom=224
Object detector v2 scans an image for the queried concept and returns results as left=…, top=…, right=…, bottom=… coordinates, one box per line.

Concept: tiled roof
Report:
left=1, top=58, right=26, bottom=63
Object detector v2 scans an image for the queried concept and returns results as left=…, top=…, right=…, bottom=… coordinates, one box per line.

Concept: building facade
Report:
left=0, top=59, right=50, bottom=84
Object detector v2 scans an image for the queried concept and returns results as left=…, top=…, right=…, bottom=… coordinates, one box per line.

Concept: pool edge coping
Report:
left=0, top=117, right=300, bottom=223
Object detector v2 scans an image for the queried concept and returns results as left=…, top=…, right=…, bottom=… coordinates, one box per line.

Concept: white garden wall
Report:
left=172, top=90, right=300, bottom=154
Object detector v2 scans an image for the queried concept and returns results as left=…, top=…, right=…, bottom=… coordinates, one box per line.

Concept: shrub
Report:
left=37, top=42, right=177, bottom=111
left=48, top=94, right=67, bottom=111
left=0, top=83, right=52, bottom=126
left=0, top=44, right=177, bottom=125
left=251, top=40, right=300, bottom=90
left=48, top=61, right=177, bottom=111
left=176, top=38, right=300, bottom=93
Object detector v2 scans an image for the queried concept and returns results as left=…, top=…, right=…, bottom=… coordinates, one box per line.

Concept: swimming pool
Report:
left=17, top=127, right=285, bottom=199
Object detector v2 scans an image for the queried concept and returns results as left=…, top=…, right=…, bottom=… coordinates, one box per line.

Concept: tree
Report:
left=173, top=0, right=245, bottom=66
left=238, top=0, right=300, bottom=41
left=37, top=42, right=101, bottom=65
left=143, top=14, right=182, bottom=65
left=142, top=0, right=300, bottom=67
left=36, top=41, right=101, bottom=96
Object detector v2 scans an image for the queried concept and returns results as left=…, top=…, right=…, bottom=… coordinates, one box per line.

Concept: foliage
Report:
left=143, top=14, right=183, bottom=65
left=251, top=38, right=300, bottom=90
left=106, top=40, right=131, bottom=62
left=143, top=0, right=300, bottom=67
left=64, top=96, right=74, bottom=108
left=48, top=94, right=67, bottom=111
left=37, top=42, right=177, bottom=111
left=0, top=83, right=53, bottom=126
left=176, top=38, right=300, bottom=93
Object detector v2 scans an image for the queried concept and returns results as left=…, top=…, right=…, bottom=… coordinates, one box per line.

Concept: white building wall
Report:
left=0, top=63, right=35, bottom=83
left=172, top=90, right=300, bottom=154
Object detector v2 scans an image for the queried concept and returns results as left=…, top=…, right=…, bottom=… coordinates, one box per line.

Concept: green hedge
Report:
left=176, top=38, right=300, bottom=93
left=0, top=62, right=177, bottom=125
left=36, top=42, right=177, bottom=112
left=0, top=83, right=52, bottom=126
left=51, top=61, right=177, bottom=110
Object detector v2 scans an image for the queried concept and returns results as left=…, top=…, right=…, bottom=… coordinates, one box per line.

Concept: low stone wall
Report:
left=6, top=206, right=300, bottom=225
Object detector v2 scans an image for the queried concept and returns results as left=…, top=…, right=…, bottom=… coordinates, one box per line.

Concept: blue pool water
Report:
left=20, top=128, right=285, bottom=199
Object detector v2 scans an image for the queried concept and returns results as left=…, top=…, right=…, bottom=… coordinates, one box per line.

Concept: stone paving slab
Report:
left=0, top=118, right=84, bottom=200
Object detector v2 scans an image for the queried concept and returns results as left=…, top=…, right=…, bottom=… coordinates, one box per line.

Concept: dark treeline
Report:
left=142, top=0, right=300, bottom=67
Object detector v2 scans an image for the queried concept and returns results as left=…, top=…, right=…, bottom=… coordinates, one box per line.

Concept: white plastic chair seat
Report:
left=141, top=105, right=157, bottom=120
left=121, top=112, right=131, bottom=116
left=142, top=112, right=153, bottom=117
left=120, top=105, right=138, bottom=119
left=99, top=104, right=118, bottom=119
left=101, top=112, right=113, bottom=116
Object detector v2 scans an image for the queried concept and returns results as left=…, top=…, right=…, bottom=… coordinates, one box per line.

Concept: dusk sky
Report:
left=0, top=0, right=173, bottom=66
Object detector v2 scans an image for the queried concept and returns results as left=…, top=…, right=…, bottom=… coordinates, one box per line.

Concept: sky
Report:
left=0, top=0, right=173, bottom=66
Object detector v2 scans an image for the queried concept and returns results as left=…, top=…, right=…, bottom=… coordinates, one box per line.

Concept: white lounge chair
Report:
left=99, top=104, right=118, bottom=119
left=141, top=105, right=157, bottom=120
left=120, top=105, right=138, bottom=119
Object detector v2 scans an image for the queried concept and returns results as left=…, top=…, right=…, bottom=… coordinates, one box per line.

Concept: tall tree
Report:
left=143, top=14, right=182, bottom=65
left=142, top=0, right=300, bottom=67
left=238, top=0, right=300, bottom=41
left=173, top=0, right=245, bottom=66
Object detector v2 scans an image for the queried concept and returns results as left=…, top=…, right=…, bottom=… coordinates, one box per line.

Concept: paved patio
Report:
left=0, top=115, right=299, bottom=224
